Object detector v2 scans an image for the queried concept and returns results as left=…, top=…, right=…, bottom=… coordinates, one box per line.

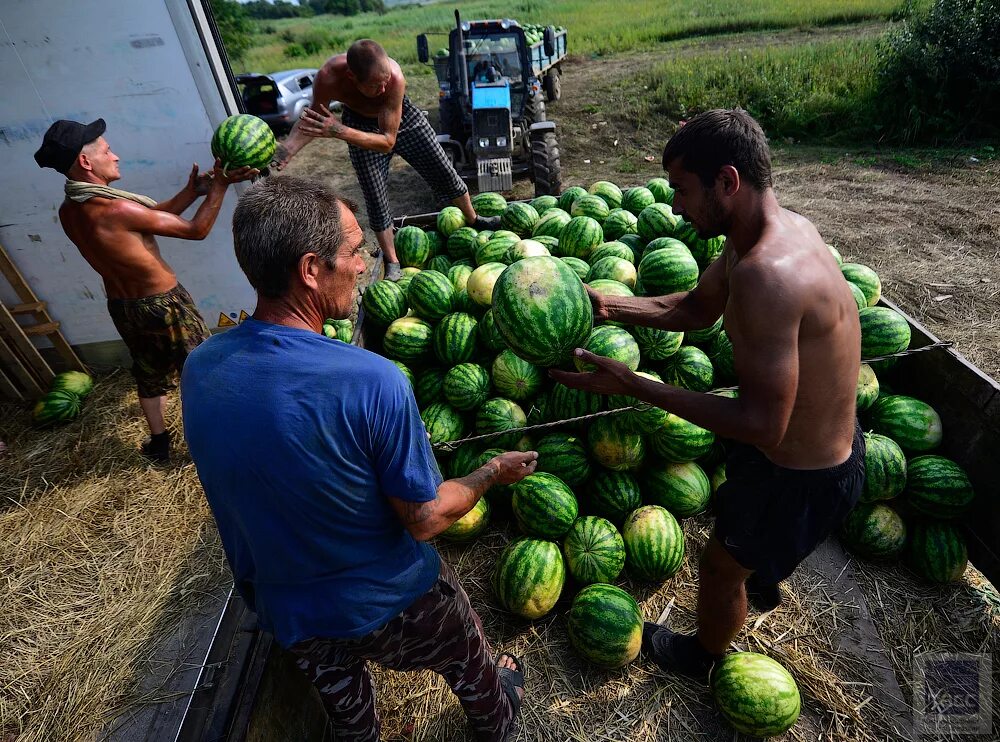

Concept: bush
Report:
left=283, top=43, right=306, bottom=59
left=877, top=0, right=1000, bottom=142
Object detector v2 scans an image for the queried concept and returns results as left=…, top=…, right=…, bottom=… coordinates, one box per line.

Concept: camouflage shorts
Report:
left=107, top=284, right=210, bottom=398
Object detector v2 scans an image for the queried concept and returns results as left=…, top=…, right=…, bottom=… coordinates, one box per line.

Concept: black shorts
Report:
left=714, top=422, right=866, bottom=584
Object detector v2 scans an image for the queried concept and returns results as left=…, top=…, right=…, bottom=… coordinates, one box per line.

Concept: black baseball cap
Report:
left=34, top=118, right=107, bottom=174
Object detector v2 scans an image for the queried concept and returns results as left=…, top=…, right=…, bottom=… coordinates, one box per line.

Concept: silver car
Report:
left=237, top=69, right=340, bottom=134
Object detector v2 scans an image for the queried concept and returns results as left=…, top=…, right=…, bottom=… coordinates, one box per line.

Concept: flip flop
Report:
left=496, top=652, right=525, bottom=738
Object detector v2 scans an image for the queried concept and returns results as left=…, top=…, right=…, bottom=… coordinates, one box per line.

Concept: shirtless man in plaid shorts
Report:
left=35, top=118, right=255, bottom=463
left=272, top=39, right=498, bottom=281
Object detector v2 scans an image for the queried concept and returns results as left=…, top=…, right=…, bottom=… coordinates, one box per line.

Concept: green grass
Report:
left=241, top=0, right=908, bottom=74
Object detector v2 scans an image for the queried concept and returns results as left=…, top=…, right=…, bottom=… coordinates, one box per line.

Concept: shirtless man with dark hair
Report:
left=551, top=108, right=865, bottom=680
left=272, top=39, right=497, bottom=281
left=35, top=118, right=254, bottom=463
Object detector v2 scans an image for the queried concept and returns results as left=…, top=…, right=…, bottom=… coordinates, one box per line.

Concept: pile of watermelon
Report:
left=32, top=370, right=95, bottom=427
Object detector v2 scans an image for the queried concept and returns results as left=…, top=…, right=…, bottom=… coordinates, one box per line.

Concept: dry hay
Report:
left=0, top=372, right=227, bottom=742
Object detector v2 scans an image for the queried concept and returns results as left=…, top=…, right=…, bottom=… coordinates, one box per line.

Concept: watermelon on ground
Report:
left=643, top=460, right=711, bottom=518
left=421, top=402, right=465, bottom=449
left=661, top=345, right=715, bottom=392
left=710, top=652, right=801, bottom=737
left=512, top=472, right=579, bottom=539
left=650, top=413, right=715, bottom=462
left=566, top=583, right=642, bottom=668
left=904, top=455, right=974, bottom=519
left=563, top=516, right=626, bottom=586
left=441, top=498, right=490, bottom=542
left=32, top=389, right=81, bottom=426
left=535, top=432, right=591, bottom=487
left=907, top=521, right=968, bottom=583
left=493, top=537, right=566, bottom=619
left=50, top=370, right=94, bottom=397
left=585, top=471, right=642, bottom=525
left=861, top=433, right=907, bottom=502
left=588, top=417, right=645, bottom=472
left=549, top=382, right=602, bottom=421
left=636, top=245, right=698, bottom=296
left=608, top=371, right=670, bottom=434
left=631, top=326, right=683, bottom=361
left=475, top=397, right=527, bottom=447
left=622, top=505, right=685, bottom=581
left=840, top=502, right=907, bottom=559
left=576, top=326, right=641, bottom=372
left=586, top=256, right=637, bottom=289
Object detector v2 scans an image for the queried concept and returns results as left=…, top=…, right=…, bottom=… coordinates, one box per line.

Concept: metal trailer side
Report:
left=528, top=29, right=568, bottom=77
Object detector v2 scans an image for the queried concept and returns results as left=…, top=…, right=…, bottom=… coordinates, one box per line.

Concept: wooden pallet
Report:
left=0, top=242, right=86, bottom=400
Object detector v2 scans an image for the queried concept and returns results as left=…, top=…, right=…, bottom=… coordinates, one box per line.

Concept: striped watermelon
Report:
left=550, top=382, right=602, bottom=421
left=443, top=363, right=491, bottom=411
left=529, top=194, right=559, bottom=215
left=650, top=413, right=715, bottom=462
left=533, top=235, right=560, bottom=252
left=841, top=263, right=881, bottom=307
left=567, top=584, right=642, bottom=669
left=586, top=279, right=634, bottom=328
left=472, top=191, right=507, bottom=217
left=617, top=233, right=645, bottom=257
left=576, top=326, right=641, bottom=372
left=904, top=455, right=974, bottom=519
left=447, top=226, right=480, bottom=261
left=563, top=515, right=625, bottom=585
left=637, top=203, right=680, bottom=242
left=428, top=255, right=452, bottom=274
left=211, top=114, right=276, bottom=171
left=437, top=206, right=467, bottom=237
left=467, top=262, right=507, bottom=307
left=448, top=442, right=483, bottom=478
left=646, top=177, right=675, bottom=204
left=512, top=472, right=579, bottom=539
left=861, top=433, right=907, bottom=502
left=856, top=363, right=880, bottom=412
left=395, top=225, right=430, bottom=268
left=585, top=471, right=642, bottom=525
left=441, top=498, right=490, bottom=542
left=571, top=194, right=611, bottom=222
left=609, top=371, right=670, bottom=434
left=493, top=537, right=566, bottom=619
left=631, top=325, right=683, bottom=361
left=622, top=505, right=685, bottom=581
left=661, top=345, right=715, bottom=392
left=415, top=367, right=446, bottom=407
left=32, top=389, right=81, bottom=426
left=492, top=349, right=543, bottom=402
left=383, top=317, right=433, bottom=362
left=50, top=370, right=94, bottom=397
left=588, top=417, right=645, bottom=471
left=426, top=230, right=445, bottom=256
left=532, top=208, right=572, bottom=240
left=642, top=460, right=711, bottom=518
left=561, top=256, right=592, bottom=280
left=586, top=257, right=637, bottom=289
left=621, top=186, right=656, bottom=216
left=492, top=256, right=594, bottom=367
left=559, top=216, right=604, bottom=260
left=840, top=503, right=907, bottom=559
left=688, top=234, right=727, bottom=271
left=475, top=397, right=527, bottom=447
left=407, top=270, right=455, bottom=321
left=391, top=361, right=415, bottom=389
left=590, top=242, right=635, bottom=265
left=710, top=653, right=801, bottom=737
left=507, top=239, right=551, bottom=263
left=847, top=281, right=868, bottom=312
left=711, top=463, right=727, bottom=495
left=477, top=309, right=507, bottom=352
left=636, top=246, right=698, bottom=296
left=867, top=394, right=943, bottom=451
left=602, top=209, right=639, bottom=241
left=535, top=432, right=591, bottom=487
left=527, top=391, right=551, bottom=426
left=827, top=243, right=843, bottom=265
left=907, top=521, right=968, bottom=583
left=686, top=315, right=723, bottom=347
left=501, top=202, right=539, bottom=237
left=557, top=185, right=588, bottom=212
left=421, top=402, right=465, bottom=448
left=433, top=312, right=478, bottom=364
left=708, top=330, right=736, bottom=382
left=588, top=180, right=623, bottom=209
left=859, top=306, right=911, bottom=360
left=476, top=235, right=517, bottom=266
left=362, top=280, right=407, bottom=326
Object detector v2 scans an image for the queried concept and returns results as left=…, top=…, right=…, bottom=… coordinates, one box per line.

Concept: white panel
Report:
left=0, top=0, right=256, bottom=351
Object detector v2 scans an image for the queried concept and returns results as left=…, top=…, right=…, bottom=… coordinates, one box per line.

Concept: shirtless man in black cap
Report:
left=35, top=118, right=255, bottom=462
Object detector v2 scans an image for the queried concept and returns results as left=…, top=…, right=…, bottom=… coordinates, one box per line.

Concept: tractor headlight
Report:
left=497, top=136, right=507, bottom=147
left=479, top=138, right=489, bottom=148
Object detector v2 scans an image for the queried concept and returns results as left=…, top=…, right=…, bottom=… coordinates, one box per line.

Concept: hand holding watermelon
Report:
left=186, top=163, right=215, bottom=196
left=211, top=157, right=259, bottom=184
left=586, top=285, right=613, bottom=324
left=549, top=349, right=636, bottom=397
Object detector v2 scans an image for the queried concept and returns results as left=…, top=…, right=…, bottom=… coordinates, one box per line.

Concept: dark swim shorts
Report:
left=107, top=283, right=210, bottom=398
left=714, top=422, right=866, bottom=584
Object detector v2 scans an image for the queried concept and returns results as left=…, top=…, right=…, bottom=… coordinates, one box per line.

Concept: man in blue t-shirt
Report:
left=181, top=176, right=536, bottom=741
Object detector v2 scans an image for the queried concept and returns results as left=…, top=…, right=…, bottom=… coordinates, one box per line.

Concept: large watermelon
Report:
left=859, top=306, right=911, bottom=360
left=493, top=538, right=566, bottom=619
left=559, top=216, right=604, bottom=260
left=421, top=402, right=465, bottom=449
left=622, top=505, right=685, bottom=581
left=571, top=194, right=611, bottom=222
left=585, top=471, right=642, bottom=525
left=437, top=206, right=467, bottom=237
left=471, top=191, right=507, bottom=217
left=586, top=279, right=634, bottom=328
left=710, top=653, right=801, bottom=737
left=362, top=280, right=407, bottom=326
left=415, top=367, right=446, bottom=407
left=608, top=371, right=670, bottom=434
left=841, top=263, right=881, bottom=307
left=475, top=397, right=527, bottom=447
left=467, top=262, right=507, bottom=307
left=557, top=185, right=588, bottom=212
left=563, top=516, right=626, bottom=586
left=383, top=317, right=433, bottom=361
left=51, top=371, right=94, bottom=397
left=686, top=315, right=723, bottom=347
left=566, top=584, right=642, bottom=669
left=637, top=203, right=680, bottom=242
left=904, top=455, right=974, bottom=519
left=535, top=432, right=591, bottom=487
left=586, top=257, right=637, bottom=289
left=211, top=114, right=276, bottom=171
left=636, top=246, right=698, bottom=296
left=477, top=309, right=506, bottom=352
left=512, top=472, right=579, bottom=539
left=476, top=235, right=517, bottom=266
left=621, top=186, right=655, bottom=216
left=861, top=433, right=907, bottom=502
left=529, top=194, right=559, bottom=215
left=32, top=390, right=81, bottom=426
left=532, top=208, right=572, bottom=240
left=501, top=202, right=539, bottom=237
left=856, top=363, right=880, bottom=412
left=631, top=326, right=683, bottom=361
left=561, top=256, right=591, bottom=281
left=588, top=180, right=623, bottom=209
left=602, top=209, right=639, bottom=241
left=441, top=498, right=490, bottom=542
left=643, top=461, right=711, bottom=518
left=447, top=226, right=480, bottom=261
left=590, top=242, right=635, bottom=265
left=708, top=330, right=736, bottom=382
left=549, top=382, right=602, bottom=421
left=907, top=521, right=968, bottom=583
left=575, top=326, right=641, bottom=372
left=646, top=177, right=675, bottom=204
left=395, top=225, right=430, bottom=268
left=507, top=239, right=550, bottom=263
left=839, top=503, right=907, bottom=559
left=443, top=363, right=491, bottom=411
left=660, top=345, right=715, bottom=392
left=867, top=395, right=943, bottom=451
left=492, top=350, right=543, bottom=402
left=650, top=413, right=715, bottom=462
left=588, top=417, right=645, bottom=472
left=433, top=312, right=478, bottom=365
left=492, top=256, right=594, bottom=367
left=407, top=270, right=455, bottom=321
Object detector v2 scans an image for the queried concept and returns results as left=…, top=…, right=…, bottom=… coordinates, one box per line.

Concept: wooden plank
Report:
left=10, top=301, right=46, bottom=314
left=22, top=321, right=60, bottom=337
left=0, top=242, right=38, bottom=305
left=0, top=303, right=53, bottom=383
left=0, top=336, right=44, bottom=396
left=0, top=363, right=22, bottom=400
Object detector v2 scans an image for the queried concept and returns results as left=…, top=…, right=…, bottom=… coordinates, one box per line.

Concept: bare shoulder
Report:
left=317, top=55, right=348, bottom=84
left=388, top=58, right=406, bottom=87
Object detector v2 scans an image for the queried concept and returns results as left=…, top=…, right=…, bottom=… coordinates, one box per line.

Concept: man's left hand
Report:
left=549, top=349, right=637, bottom=397
left=299, top=104, right=346, bottom=140
left=186, top=163, right=214, bottom=196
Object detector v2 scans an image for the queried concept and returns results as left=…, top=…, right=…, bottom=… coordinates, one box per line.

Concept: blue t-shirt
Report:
left=181, top=318, right=442, bottom=647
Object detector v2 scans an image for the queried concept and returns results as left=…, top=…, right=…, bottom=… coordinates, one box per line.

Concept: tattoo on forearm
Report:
left=401, top=499, right=437, bottom=525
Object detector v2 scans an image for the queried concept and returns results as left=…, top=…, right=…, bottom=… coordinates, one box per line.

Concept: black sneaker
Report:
left=141, top=431, right=171, bottom=465
left=745, top=574, right=783, bottom=611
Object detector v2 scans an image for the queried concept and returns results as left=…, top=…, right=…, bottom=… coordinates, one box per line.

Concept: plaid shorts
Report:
left=107, top=283, right=210, bottom=398
left=343, top=97, right=468, bottom=231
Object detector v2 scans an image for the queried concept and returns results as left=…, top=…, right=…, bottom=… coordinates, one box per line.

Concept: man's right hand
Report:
left=210, top=157, right=258, bottom=185
left=490, top=451, right=539, bottom=485
left=587, top=285, right=612, bottom=324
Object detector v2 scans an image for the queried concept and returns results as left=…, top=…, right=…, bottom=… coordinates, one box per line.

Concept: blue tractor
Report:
left=417, top=11, right=566, bottom=195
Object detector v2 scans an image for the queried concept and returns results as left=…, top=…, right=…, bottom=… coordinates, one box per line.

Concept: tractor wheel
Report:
left=544, top=69, right=561, bottom=102
left=524, top=92, right=546, bottom=125
left=531, top=131, right=561, bottom=197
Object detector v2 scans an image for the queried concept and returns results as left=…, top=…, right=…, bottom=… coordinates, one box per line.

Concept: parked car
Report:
left=236, top=69, right=341, bottom=134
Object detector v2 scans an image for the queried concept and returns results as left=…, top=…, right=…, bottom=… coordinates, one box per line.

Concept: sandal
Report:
left=496, top=652, right=525, bottom=738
